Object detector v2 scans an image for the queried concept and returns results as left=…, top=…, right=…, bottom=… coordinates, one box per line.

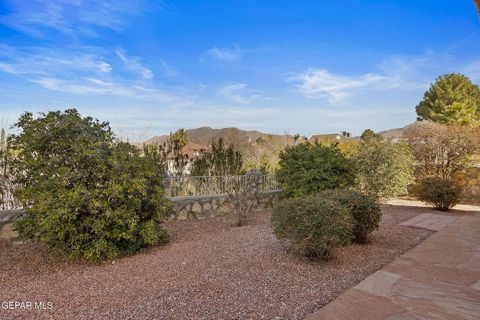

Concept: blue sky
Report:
left=0, top=0, right=479, bottom=141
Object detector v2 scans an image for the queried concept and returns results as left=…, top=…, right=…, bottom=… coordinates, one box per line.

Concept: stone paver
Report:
left=307, top=214, right=480, bottom=320
left=0, top=222, right=19, bottom=239
left=399, top=213, right=457, bottom=231
left=355, top=271, right=402, bottom=298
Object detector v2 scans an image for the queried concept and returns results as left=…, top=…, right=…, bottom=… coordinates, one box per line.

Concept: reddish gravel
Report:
left=0, top=203, right=438, bottom=320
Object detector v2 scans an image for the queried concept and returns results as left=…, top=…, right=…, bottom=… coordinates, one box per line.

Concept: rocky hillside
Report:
left=377, top=121, right=427, bottom=139
left=144, top=126, right=295, bottom=149
left=144, top=127, right=296, bottom=171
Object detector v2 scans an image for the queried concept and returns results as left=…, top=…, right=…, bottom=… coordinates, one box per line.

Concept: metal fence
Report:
left=165, top=174, right=280, bottom=197
left=0, top=178, right=20, bottom=211
left=0, top=175, right=280, bottom=204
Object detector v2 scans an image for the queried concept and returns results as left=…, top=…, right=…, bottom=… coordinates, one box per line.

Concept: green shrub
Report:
left=319, top=189, right=381, bottom=243
left=415, top=177, right=464, bottom=211
left=271, top=197, right=353, bottom=260
left=276, top=142, right=356, bottom=198
left=12, top=109, right=172, bottom=261
left=354, top=139, right=415, bottom=199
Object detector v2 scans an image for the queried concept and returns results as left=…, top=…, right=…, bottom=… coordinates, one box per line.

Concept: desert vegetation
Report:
left=354, top=132, right=415, bottom=199
left=1, top=73, right=478, bottom=265
left=10, top=110, right=172, bottom=261
left=0, top=73, right=477, bottom=318
left=271, top=196, right=354, bottom=259
left=406, top=73, right=480, bottom=209
left=191, top=138, right=244, bottom=176
left=414, top=177, right=464, bottom=211
left=318, top=189, right=381, bottom=243
left=405, top=122, right=480, bottom=179
left=415, top=73, right=480, bottom=125
left=0, top=2, right=479, bottom=319
left=275, top=142, right=356, bottom=198
left=0, top=74, right=478, bottom=320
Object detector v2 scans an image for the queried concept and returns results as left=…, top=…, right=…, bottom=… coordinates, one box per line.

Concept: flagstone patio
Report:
left=306, top=212, right=480, bottom=320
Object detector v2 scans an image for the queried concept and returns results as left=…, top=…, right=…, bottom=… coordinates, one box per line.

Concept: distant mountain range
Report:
left=143, top=126, right=296, bottom=148
left=377, top=121, right=425, bottom=139
left=143, top=123, right=421, bottom=148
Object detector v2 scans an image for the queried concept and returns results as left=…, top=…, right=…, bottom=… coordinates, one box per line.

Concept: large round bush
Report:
left=319, top=189, right=381, bottom=243
left=415, top=177, right=464, bottom=211
left=276, top=142, right=356, bottom=198
left=12, top=109, right=172, bottom=261
left=271, top=197, right=353, bottom=259
left=354, top=139, right=415, bottom=199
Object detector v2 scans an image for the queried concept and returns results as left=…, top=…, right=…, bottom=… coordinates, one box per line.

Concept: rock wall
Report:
left=168, top=190, right=281, bottom=220
left=454, top=167, right=480, bottom=204
left=0, top=191, right=282, bottom=226
left=0, top=210, right=24, bottom=239
left=0, top=209, right=24, bottom=229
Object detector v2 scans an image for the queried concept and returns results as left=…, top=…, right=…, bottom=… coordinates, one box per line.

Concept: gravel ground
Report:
left=0, top=202, right=443, bottom=320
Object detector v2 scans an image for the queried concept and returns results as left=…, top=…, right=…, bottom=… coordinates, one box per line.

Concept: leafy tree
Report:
left=312, top=134, right=360, bottom=157
left=354, top=139, right=415, bottom=199
left=360, top=129, right=382, bottom=142
left=243, top=134, right=293, bottom=173
left=11, top=109, right=172, bottom=261
left=168, top=129, right=189, bottom=175
left=143, top=128, right=189, bottom=176
left=405, top=121, right=480, bottom=178
left=335, top=139, right=360, bottom=157
left=191, top=138, right=243, bottom=176
left=416, top=73, right=480, bottom=126
left=276, top=141, right=356, bottom=198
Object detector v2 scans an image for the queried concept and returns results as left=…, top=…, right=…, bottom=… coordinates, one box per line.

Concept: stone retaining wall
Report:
left=0, top=191, right=282, bottom=226
left=168, top=190, right=281, bottom=220
left=454, top=167, right=480, bottom=204
left=0, top=209, right=24, bottom=239
left=0, top=209, right=24, bottom=229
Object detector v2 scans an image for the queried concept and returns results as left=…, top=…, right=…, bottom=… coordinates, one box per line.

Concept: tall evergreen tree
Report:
left=416, top=73, right=480, bottom=126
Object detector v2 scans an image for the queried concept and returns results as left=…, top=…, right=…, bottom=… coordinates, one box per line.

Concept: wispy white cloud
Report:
left=288, top=50, right=474, bottom=103
left=0, top=45, right=111, bottom=76
left=0, top=0, right=149, bottom=38
left=288, top=69, right=384, bottom=102
left=207, top=45, right=242, bottom=61
left=115, top=48, right=154, bottom=79
left=218, top=82, right=266, bottom=104
left=0, top=44, right=191, bottom=106
left=377, top=50, right=449, bottom=90
left=0, top=62, right=19, bottom=74
left=31, top=77, right=181, bottom=103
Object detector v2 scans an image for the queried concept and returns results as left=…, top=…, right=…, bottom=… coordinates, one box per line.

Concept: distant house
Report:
left=309, top=131, right=352, bottom=144
left=181, top=142, right=208, bottom=159
left=167, top=142, right=208, bottom=175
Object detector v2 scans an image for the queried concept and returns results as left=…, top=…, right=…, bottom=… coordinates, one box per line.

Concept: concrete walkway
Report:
left=306, top=213, right=480, bottom=320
